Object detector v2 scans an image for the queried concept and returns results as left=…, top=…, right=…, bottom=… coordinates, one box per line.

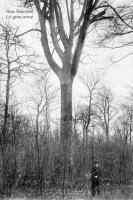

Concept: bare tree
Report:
left=72, top=72, right=100, bottom=178
left=27, top=70, right=59, bottom=194
left=17, top=0, right=131, bottom=183
left=79, top=72, right=100, bottom=138
left=95, top=1, right=133, bottom=64
left=119, top=102, right=133, bottom=144
left=96, top=87, right=117, bottom=142
left=114, top=105, right=133, bottom=190
left=0, top=23, right=40, bottom=195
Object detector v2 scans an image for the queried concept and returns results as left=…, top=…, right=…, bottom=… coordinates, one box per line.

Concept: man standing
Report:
left=91, top=162, right=101, bottom=197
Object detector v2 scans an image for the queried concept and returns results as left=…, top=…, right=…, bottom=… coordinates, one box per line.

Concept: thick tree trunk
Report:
left=60, top=75, right=73, bottom=187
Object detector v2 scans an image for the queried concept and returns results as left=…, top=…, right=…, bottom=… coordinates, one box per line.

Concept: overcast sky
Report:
left=0, top=0, right=133, bottom=107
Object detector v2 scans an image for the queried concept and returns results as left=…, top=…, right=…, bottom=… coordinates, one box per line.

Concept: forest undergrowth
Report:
left=6, top=185, right=133, bottom=200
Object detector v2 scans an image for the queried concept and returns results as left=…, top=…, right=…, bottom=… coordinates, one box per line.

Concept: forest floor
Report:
left=5, top=186, right=133, bottom=200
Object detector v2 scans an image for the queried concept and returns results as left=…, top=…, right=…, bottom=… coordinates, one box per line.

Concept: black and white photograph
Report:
left=0, top=0, right=133, bottom=199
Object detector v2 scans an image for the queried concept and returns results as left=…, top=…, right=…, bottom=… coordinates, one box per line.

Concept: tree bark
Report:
left=60, top=74, right=73, bottom=187
left=1, top=64, right=11, bottom=195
